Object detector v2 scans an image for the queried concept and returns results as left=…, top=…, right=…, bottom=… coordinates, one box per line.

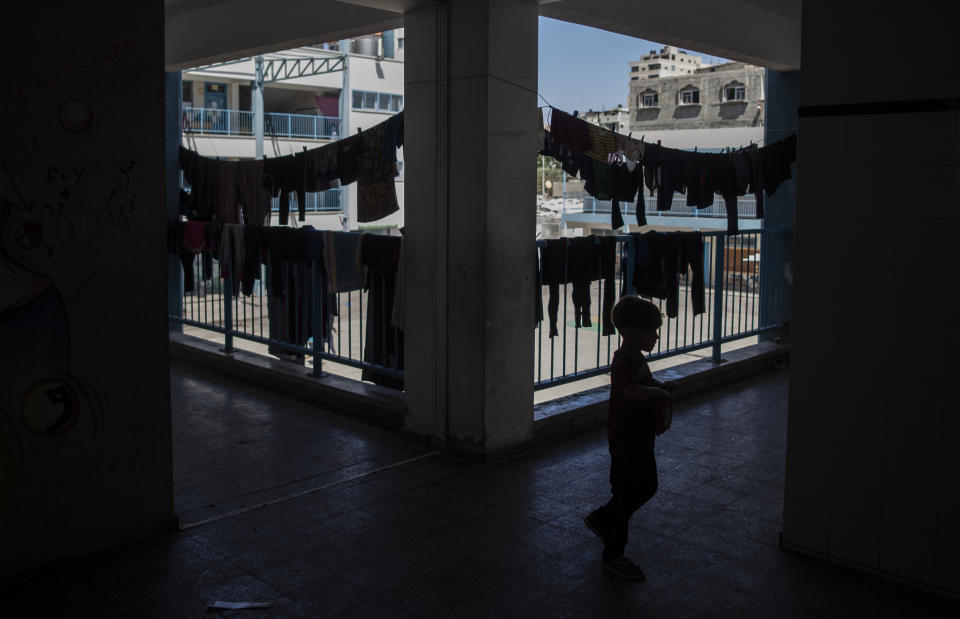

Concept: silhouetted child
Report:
left=584, top=295, right=675, bottom=580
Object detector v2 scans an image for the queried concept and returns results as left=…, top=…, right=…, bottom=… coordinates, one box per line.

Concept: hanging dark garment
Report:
left=760, top=134, right=797, bottom=197
left=360, top=233, right=404, bottom=390
left=631, top=231, right=706, bottom=318
left=705, top=153, right=741, bottom=234
left=213, top=160, right=240, bottom=224
left=539, top=236, right=618, bottom=337
left=357, top=122, right=400, bottom=223
left=535, top=245, right=544, bottom=328
left=337, top=133, right=364, bottom=186
left=382, top=111, right=404, bottom=161
left=742, top=146, right=764, bottom=218
left=241, top=225, right=263, bottom=296
left=549, top=108, right=592, bottom=153
left=236, top=160, right=271, bottom=226
left=264, top=226, right=313, bottom=363
left=539, top=130, right=580, bottom=177
left=179, top=147, right=216, bottom=221
left=263, top=154, right=299, bottom=225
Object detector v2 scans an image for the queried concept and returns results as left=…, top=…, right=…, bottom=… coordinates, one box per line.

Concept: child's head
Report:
left=612, top=295, right=662, bottom=351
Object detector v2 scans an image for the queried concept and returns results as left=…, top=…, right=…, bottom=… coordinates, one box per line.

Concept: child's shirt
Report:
left=607, top=348, right=657, bottom=456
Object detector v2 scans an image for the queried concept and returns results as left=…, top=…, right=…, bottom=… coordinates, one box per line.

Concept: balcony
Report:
left=182, top=106, right=341, bottom=140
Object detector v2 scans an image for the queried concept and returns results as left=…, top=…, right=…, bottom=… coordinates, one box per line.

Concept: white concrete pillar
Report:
left=403, top=0, right=538, bottom=457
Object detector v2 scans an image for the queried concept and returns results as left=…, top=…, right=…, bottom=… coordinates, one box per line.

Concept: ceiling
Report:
left=166, top=0, right=800, bottom=71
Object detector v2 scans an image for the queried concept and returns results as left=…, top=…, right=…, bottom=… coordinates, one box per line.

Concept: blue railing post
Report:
left=227, top=110, right=231, bottom=134
left=311, top=257, right=323, bottom=377
left=223, top=277, right=234, bottom=353
left=711, top=234, right=725, bottom=363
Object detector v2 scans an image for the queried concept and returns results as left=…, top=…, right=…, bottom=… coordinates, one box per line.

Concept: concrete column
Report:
left=759, top=69, right=798, bottom=336
left=404, top=0, right=538, bottom=457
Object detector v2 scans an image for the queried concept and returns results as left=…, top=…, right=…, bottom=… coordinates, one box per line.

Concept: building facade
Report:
left=582, top=105, right=630, bottom=133
left=628, top=60, right=765, bottom=149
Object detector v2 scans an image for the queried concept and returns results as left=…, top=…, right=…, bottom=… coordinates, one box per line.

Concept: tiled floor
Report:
left=8, top=363, right=960, bottom=617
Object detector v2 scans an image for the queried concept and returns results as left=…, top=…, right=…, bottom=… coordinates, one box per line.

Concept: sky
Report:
left=537, top=17, right=727, bottom=114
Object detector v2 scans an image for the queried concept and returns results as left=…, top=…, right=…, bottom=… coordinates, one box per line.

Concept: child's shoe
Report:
left=601, top=556, right=646, bottom=580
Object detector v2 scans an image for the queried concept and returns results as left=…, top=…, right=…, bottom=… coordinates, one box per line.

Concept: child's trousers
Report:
left=595, top=451, right=658, bottom=560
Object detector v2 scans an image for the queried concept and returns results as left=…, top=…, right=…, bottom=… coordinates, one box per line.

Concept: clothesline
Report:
left=179, top=111, right=404, bottom=227
left=538, top=105, right=796, bottom=233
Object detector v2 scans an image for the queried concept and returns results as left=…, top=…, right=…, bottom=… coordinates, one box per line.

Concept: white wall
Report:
left=783, top=0, right=960, bottom=595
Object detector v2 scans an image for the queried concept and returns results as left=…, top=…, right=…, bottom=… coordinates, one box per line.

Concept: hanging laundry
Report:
left=219, top=224, right=245, bottom=296
left=263, top=154, right=299, bottom=225
left=236, top=159, right=271, bottom=226
left=360, top=233, right=404, bottom=390
left=629, top=231, right=705, bottom=319
left=264, top=226, right=312, bottom=364
left=583, top=122, right=619, bottom=163
left=760, top=134, right=797, bottom=197
left=322, top=230, right=365, bottom=293
left=241, top=225, right=263, bottom=296
left=356, top=123, right=400, bottom=223
left=549, top=108, right=591, bottom=153
left=537, top=108, right=546, bottom=152
left=538, top=236, right=617, bottom=338
left=382, top=110, right=404, bottom=162
left=337, top=133, right=364, bottom=186
left=539, top=130, right=580, bottom=178
left=576, top=154, right=645, bottom=229
left=390, top=235, right=404, bottom=331
left=303, top=142, right=339, bottom=211
left=179, top=146, right=216, bottom=221
left=213, top=160, right=240, bottom=224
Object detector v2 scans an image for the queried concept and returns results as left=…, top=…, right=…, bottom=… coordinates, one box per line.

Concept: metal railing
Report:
left=533, top=226, right=790, bottom=390
left=170, top=237, right=402, bottom=385
left=270, top=187, right=344, bottom=213
left=562, top=190, right=760, bottom=219
left=182, top=107, right=341, bottom=140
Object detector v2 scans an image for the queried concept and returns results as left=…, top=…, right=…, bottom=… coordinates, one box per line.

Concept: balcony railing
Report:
left=170, top=224, right=791, bottom=392
left=270, top=187, right=344, bottom=213
left=561, top=190, right=760, bottom=219
left=170, top=229, right=402, bottom=384
left=533, top=226, right=791, bottom=390
left=182, top=106, right=341, bottom=140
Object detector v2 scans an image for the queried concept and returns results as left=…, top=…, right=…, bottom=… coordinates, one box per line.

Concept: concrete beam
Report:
left=165, top=0, right=402, bottom=70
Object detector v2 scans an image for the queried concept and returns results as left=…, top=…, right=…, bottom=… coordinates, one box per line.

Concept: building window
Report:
left=631, top=66, right=639, bottom=72
left=648, top=63, right=661, bottom=70
left=352, top=89, right=404, bottom=112
left=724, top=83, right=746, bottom=101
left=680, top=88, right=700, bottom=105
left=631, top=76, right=638, bottom=81
left=641, top=92, right=659, bottom=108
left=398, top=37, right=404, bottom=50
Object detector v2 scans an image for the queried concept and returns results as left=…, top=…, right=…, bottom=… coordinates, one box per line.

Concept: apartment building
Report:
left=628, top=45, right=702, bottom=81
left=628, top=59, right=765, bottom=149
left=581, top=105, right=630, bottom=133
